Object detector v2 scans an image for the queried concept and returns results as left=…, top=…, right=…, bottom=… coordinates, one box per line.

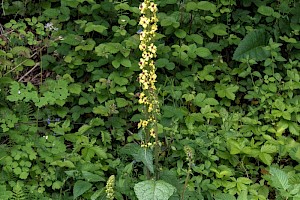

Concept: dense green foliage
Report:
left=1, top=0, right=300, bottom=199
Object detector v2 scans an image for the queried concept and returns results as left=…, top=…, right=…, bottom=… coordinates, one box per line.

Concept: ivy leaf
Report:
left=73, top=180, right=92, bottom=199
left=134, top=180, right=176, bottom=200
left=233, top=29, right=270, bottom=61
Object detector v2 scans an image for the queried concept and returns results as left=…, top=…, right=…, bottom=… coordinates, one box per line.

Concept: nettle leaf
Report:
left=233, top=29, right=270, bottom=61
left=134, top=180, right=176, bottom=200
left=73, top=180, right=92, bottom=199
left=269, top=167, right=290, bottom=190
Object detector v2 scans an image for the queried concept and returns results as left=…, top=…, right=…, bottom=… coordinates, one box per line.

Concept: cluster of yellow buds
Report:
left=138, top=0, right=159, bottom=147
left=105, top=175, right=115, bottom=200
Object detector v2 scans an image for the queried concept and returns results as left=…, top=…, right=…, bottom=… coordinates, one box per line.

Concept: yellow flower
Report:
left=139, top=2, right=147, bottom=14
left=150, top=24, right=158, bottom=32
left=148, top=43, right=157, bottom=54
left=139, top=58, right=147, bottom=69
left=143, top=82, right=149, bottom=90
left=149, top=2, right=158, bottom=13
left=138, top=119, right=149, bottom=128
left=150, top=128, right=155, bottom=138
left=139, top=42, right=147, bottom=51
left=151, top=16, right=158, bottom=23
left=139, top=16, right=150, bottom=29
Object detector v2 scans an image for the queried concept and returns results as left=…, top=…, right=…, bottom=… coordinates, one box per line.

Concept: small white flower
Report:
left=18, top=90, right=21, bottom=94
left=43, top=135, right=48, bottom=140
left=45, top=22, right=53, bottom=29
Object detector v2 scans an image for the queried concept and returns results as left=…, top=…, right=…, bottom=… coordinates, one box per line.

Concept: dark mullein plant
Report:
left=137, top=1, right=159, bottom=154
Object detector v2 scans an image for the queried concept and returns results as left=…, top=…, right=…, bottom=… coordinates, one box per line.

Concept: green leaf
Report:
left=82, top=171, right=105, bottom=182
left=261, top=144, right=277, bottom=154
left=289, top=122, right=299, bottom=136
left=91, top=189, right=105, bottom=200
left=116, top=98, right=128, bottom=107
left=215, top=84, right=239, bottom=100
left=186, top=2, right=198, bottom=12
left=233, top=29, right=270, bottom=61
left=195, top=47, right=211, bottom=58
left=120, top=59, right=131, bottom=68
left=112, top=59, right=120, bottom=68
left=68, top=83, right=81, bottom=95
left=73, top=180, right=92, bottom=199
left=214, top=193, right=236, bottom=200
left=61, top=34, right=82, bottom=46
left=91, top=146, right=107, bottom=159
left=258, top=6, right=274, bottom=16
left=19, top=171, right=29, bottom=179
left=175, top=29, right=186, bottom=39
left=121, top=144, right=154, bottom=173
left=208, top=24, right=228, bottom=36
left=269, top=167, right=289, bottom=190
left=23, top=59, right=35, bottom=66
left=134, top=180, right=176, bottom=200
left=188, top=34, right=203, bottom=45
left=259, top=152, right=273, bottom=166
left=197, top=1, right=217, bottom=13
left=237, top=190, right=248, bottom=200
left=93, top=105, right=110, bottom=116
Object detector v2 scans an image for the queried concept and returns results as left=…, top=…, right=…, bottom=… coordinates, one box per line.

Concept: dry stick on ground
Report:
left=18, top=62, right=40, bottom=82
left=4, top=45, right=47, bottom=76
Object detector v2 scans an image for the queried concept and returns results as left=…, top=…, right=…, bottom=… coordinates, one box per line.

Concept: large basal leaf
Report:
left=269, top=167, right=290, bottom=191
left=233, top=29, right=270, bottom=61
left=121, top=144, right=154, bottom=173
left=134, top=180, right=176, bottom=200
